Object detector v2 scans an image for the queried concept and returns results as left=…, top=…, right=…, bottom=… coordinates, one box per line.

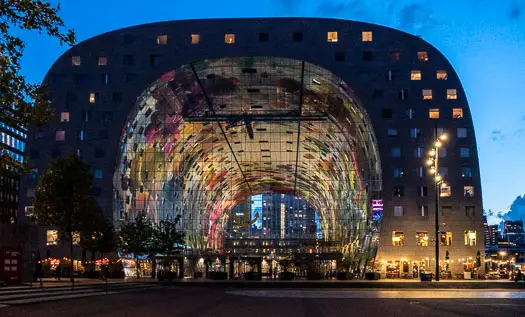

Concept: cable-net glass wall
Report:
left=114, top=57, right=381, bottom=260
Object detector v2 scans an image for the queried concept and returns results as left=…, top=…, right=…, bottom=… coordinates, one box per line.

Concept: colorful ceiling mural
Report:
left=113, top=57, right=381, bottom=250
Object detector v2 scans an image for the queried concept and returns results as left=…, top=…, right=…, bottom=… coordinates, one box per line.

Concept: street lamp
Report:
left=426, top=128, right=448, bottom=281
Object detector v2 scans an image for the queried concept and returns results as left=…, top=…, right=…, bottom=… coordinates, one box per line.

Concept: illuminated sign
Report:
left=372, top=200, right=383, bottom=211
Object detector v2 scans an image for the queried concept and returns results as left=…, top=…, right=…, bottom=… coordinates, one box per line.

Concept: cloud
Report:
left=393, top=1, right=442, bottom=35
left=509, top=0, right=523, bottom=20
left=502, top=195, right=525, bottom=221
left=514, top=129, right=524, bottom=137
left=272, top=0, right=298, bottom=12
left=490, top=129, right=505, bottom=142
left=316, top=0, right=361, bottom=17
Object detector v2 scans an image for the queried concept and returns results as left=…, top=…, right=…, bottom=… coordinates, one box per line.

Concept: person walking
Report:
left=55, top=265, right=62, bottom=281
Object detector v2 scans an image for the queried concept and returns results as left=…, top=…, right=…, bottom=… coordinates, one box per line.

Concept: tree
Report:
left=33, top=152, right=100, bottom=283
left=152, top=216, right=185, bottom=279
left=119, top=214, right=153, bottom=278
left=0, top=1, right=75, bottom=169
left=79, top=211, right=119, bottom=274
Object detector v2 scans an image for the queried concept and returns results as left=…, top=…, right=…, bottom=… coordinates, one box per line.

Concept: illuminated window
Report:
left=429, top=108, right=439, bottom=119
left=460, top=147, right=470, bottom=158
left=94, top=168, right=103, bottom=179
left=464, top=230, right=476, bottom=246
left=399, top=89, right=408, bottom=100
left=414, top=147, right=424, bottom=158
left=411, top=70, right=422, bottom=80
left=457, top=128, right=467, bottom=138
left=225, top=33, right=235, bottom=44
left=453, top=108, right=463, bottom=119
left=387, top=128, right=397, bottom=137
left=462, top=167, right=472, bottom=178
left=440, top=232, right=452, bottom=246
left=191, top=34, right=200, bottom=44
left=464, top=186, right=474, bottom=197
left=24, top=206, right=34, bottom=217
left=393, top=168, right=404, bottom=178
left=437, top=70, right=447, bottom=80
left=156, top=35, right=168, bottom=45
left=362, top=31, right=373, bottom=42
left=72, top=56, right=81, bottom=66
left=60, top=112, right=70, bottom=122
left=46, top=230, right=58, bottom=246
left=422, top=89, right=433, bottom=100
left=55, top=130, right=65, bottom=141
left=392, top=231, right=404, bottom=246
left=406, top=108, right=415, bottom=119
left=438, top=149, right=447, bottom=159
left=327, top=31, right=338, bottom=42
left=418, top=51, right=428, bottom=61
left=440, top=184, right=451, bottom=197
left=418, top=185, right=428, bottom=197
left=416, top=232, right=429, bottom=246
left=390, top=51, right=400, bottom=62
left=410, top=128, right=421, bottom=138
left=97, top=56, right=107, bottom=66
left=391, top=147, right=401, bottom=158
left=419, top=205, right=429, bottom=216
left=89, top=93, right=96, bottom=103
left=447, top=89, right=457, bottom=99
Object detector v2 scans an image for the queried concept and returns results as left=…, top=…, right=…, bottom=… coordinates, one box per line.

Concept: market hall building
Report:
left=19, top=18, right=485, bottom=278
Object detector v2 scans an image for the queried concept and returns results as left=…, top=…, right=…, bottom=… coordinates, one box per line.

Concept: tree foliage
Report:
left=119, top=214, right=153, bottom=277
left=153, top=216, right=185, bottom=274
left=0, top=0, right=75, bottom=168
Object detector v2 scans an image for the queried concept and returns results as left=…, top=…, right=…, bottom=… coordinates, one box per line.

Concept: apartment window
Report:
left=440, top=232, right=452, bottom=246
left=416, top=232, right=429, bottom=246
left=76, top=74, right=88, bottom=85
left=387, top=70, right=395, bottom=81
left=453, top=108, right=463, bottom=119
left=101, top=73, right=111, bottom=85
left=373, top=89, right=383, bottom=99
left=103, top=112, right=113, bottom=125
left=419, top=205, right=429, bottom=217
left=362, top=51, right=373, bottom=61
left=437, top=70, right=447, bottom=80
left=149, top=55, right=161, bottom=67
left=387, top=128, right=398, bottom=137
left=122, top=55, right=135, bottom=66
left=382, top=108, right=393, bottom=118
left=156, top=35, right=168, bottom=45
left=60, top=112, right=70, bottom=122
left=362, top=31, right=373, bottom=42
left=293, top=32, right=303, bottom=42
left=47, top=230, right=58, bottom=246
left=259, top=32, right=269, bottom=42
left=447, top=89, right=458, bottom=100
left=392, top=231, right=405, bottom=246
left=457, top=128, right=467, bottom=138
left=465, top=206, right=476, bottom=217
left=416, top=166, right=424, bottom=178
left=411, top=70, right=422, bottom=80
left=126, top=73, right=137, bottom=83
left=97, top=56, right=107, bottom=66
left=406, top=108, right=416, bottom=119
left=55, top=130, right=65, bottom=141
left=418, top=51, right=428, bottom=61
left=391, top=147, right=401, bottom=158
left=79, top=130, right=86, bottom=141
left=95, top=149, right=105, bottom=159
left=52, top=74, right=64, bottom=86
left=94, top=168, right=103, bottom=179
left=25, top=206, right=34, bottom=217
left=112, top=92, right=123, bottom=103
left=327, top=31, right=338, bottom=42
left=394, top=206, right=404, bottom=217
left=461, top=167, right=472, bottom=178
left=438, top=148, right=447, bottom=159
left=81, top=111, right=90, bottom=122
left=440, top=184, right=451, bottom=197
left=410, top=128, right=421, bottom=138
left=460, top=147, right=470, bottom=158
left=185, top=33, right=198, bottom=45
left=418, top=185, right=428, bottom=197
left=89, top=93, right=96, bottom=103
left=414, top=147, right=424, bottom=158
left=399, top=89, right=408, bottom=100
left=393, top=168, right=404, bottom=178
left=393, top=186, right=404, bottom=197
left=335, top=51, right=345, bottom=62
left=464, top=230, right=477, bottom=246
left=429, top=108, right=439, bottom=119
left=464, top=186, right=475, bottom=197
left=422, top=89, right=433, bottom=100
left=390, top=51, right=400, bottom=62
left=72, top=56, right=81, bottom=66
left=225, top=33, right=235, bottom=44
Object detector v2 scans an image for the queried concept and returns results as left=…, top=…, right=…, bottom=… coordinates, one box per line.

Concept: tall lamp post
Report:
left=426, top=130, right=448, bottom=281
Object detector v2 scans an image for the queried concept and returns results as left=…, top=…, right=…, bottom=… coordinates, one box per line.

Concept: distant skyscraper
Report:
left=484, top=224, right=499, bottom=247
left=503, top=220, right=524, bottom=245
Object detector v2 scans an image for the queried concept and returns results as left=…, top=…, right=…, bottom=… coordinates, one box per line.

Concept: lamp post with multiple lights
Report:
left=426, top=129, right=448, bottom=281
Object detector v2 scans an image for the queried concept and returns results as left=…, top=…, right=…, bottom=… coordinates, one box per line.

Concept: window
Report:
left=103, top=112, right=113, bottom=125
left=156, top=35, right=168, bottom=45
left=97, top=56, right=107, bottom=66
left=464, top=186, right=474, bottom=197
left=362, top=31, right=373, bottom=42
left=416, top=166, right=423, bottom=178
left=447, top=89, right=457, bottom=100
left=418, top=51, right=428, bottom=61
left=457, top=128, right=467, bottom=138
left=387, top=70, right=395, bottom=81
left=335, top=51, right=345, bottom=62
left=429, top=108, right=439, bottom=119
left=149, top=55, right=161, bottom=67
left=55, top=130, right=65, bottom=141
left=419, top=205, right=429, bottom=217
left=394, top=206, right=404, bottom=216
left=391, top=147, right=401, bottom=158
left=76, top=74, right=88, bottom=85
left=411, top=70, right=422, bottom=80
left=60, top=112, right=70, bottom=122
left=373, top=89, right=383, bottom=99
left=46, top=230, right=58, bottom=246
left=112, top=92, right=123, bottom=103
left=410, top=128, right=421, bottom=138
left=25, top=206, right=34, bottom=217
left=453, top=108, right=463, bottom=119
left=438, top=148, right=447, bottom=158
left=461, top=167, right=472, bottom=178
left=89, top=93, right=96, bottom=103
left=460, top=147, right=470, bottom=158
left=406, top=108, right=416, bottom=119
left=122, top=55, right=134, bottom=66
left=442, top=206, right=452, bottom=216
left=126, top=73, right=137, bottom=83
left=94, top=168, right=103, bottom=179
left=387, top=128, right=398, bottom=137
left=79, top=130, right=86, bottom=141
left=465, top=206, right=476, bottom=217
left=259, top=32, right=269, bottom=42
left=389, top=51, right=400, bottom=62
left=95, top=149, right=105, bottom=159
left=422, top=89, right=433, bottom=100
left=382, top=108, right=393, bottom=118
left=393, top=186, right=404, bottom=197
left=399, top=89, right=408, bottom=100
left=392, top=231, right=404, bottom=246
left=225, top=33, right=235, bottom=44
left=82, top=111, right=90, bottom=122
left=416, top=232, right=429, bottom=246
left=191, top=34, right=200, bottom=44
left=440, top=232, right=452, bottom=246
left=418, top=185, right=428, bottom=197
left=437, top=70, right=447, bottom=80
left=293, top=32, right=303, bottom=42
left=414, top=147, right=424, bottom=158
left=440, top=184, right=451, bottom=197
left=464, top=230, right=476, bottom=246
left=362, top=51, right=373, bottom=61
left=327, top=31, right=338, bottom=42
left=101, top=73, right=111, bottom=85
left=72, top=56, right=81, bottom=66
left=52, top=74, right=64, bottom=86
left=393, top=168, right=404, bottom=178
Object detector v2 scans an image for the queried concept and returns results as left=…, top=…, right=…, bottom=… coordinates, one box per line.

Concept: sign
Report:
left=372, top=200, right=383, bottom=211
left=0, top=247, right=21, bottom=285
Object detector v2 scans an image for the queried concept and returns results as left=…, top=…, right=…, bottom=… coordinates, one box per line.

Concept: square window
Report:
left=156, top=35, right=168, bottom=45
left=437, top=70, right=447, bottom=80
left=418, top=185, right=428, bottom=197
left=150, top=55, right=161, bottom=67
left=457, top=128, right=467, bottom=138
left=462, top=167, right=472, bottom=178
left=391, top=147, right=401, bottom=158
left=410, top=128, right=421, bottom=138
left=327, top=31, right=338, bottom=42
left=394, top=206, right=404, bottom=216
left=419, top=205, right=429, bottom=217
left=72, top=56, right=81, bottom=66
left=393, top=167, right=404, bottom=178
left=416, top=231, right=429, bottom=246
left=418, top=51, right=428, bottom=61
left=387, top=128, right=398, bottom=137
left=414, top=147, right=424, bottom=158
left=97, top=56, right=107, bottom=66
left=52, top=74, right=64, bottom=86
left=362, top=31, right=373, bottom=42
left=465, top=206, right=476, bottom=217
left=126, top=73, right=137, bottom=83
left=429, top=108, right=439, bottom=119
left=438, top=166, right=448, bottom=176
left=293, top=32, right=303, bottom=42
left=390, top=51, right=400, bottom=62
left=440, top=232, right=452, bottom=246
left=453, top=108, right=463, bottom=119
left=422, top=89, right=433, bottom=100
left=191, top=34, right=200, bottom=44
left=95, top=149, right=105, bottom=159
left=460, top=147, right=470, bottom=158
left=392, top=231, right=404, bottom=246
left=225, top=33, right=235, bottom=44
left=406, top=108, right=416, bottom=119
left=447, top=89, right=458, bottom=99
left=382, top=108, right=393, bottom=118
left=89, top=93, right=96, bottom=103
left=464, top=230, right=476, bottom=246
left=259, top=32, right=269, bottom=42
left=60, top=112, right=69, bottom=122
left=399, top=89, right=408, bottom=100
left=440, top=184, right=451, bottom=197
left=55, top=130, right=65, bottom=141
left=94, top=168, right=103, bottom=179
left=123, top=55, right=134, bottom=65
left=438, top=148, right=447, bottom=158
left=335, top=51, right=345, bottom=61
left=411, top=70, right=422, bottom=80
left=362, top=51, right=373, bottom=61
left=76, top=74, right=88, bottom=85
left=112, top=92, right=123, bottom=103
left=464, top=186, right=474, bottom=197
left=47, top=230, right=58, bottom=246
left=373, top=89, right=383, bottom=99
left=393, top=186, right=404, bottom=197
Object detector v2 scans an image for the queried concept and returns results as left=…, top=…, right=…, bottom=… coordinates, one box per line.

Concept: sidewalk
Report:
left=6, top=278, right=159, bottom=289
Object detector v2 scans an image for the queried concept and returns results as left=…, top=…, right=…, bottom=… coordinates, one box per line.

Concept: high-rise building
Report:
left=484, top=224, right=499, bottom=247
left=503, top=220, right=524, bottom=245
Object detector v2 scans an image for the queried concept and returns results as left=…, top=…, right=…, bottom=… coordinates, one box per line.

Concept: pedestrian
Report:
left=35, top=261, right=43, bottom=286
left=515, top=270, right=522, bottom=282
left=55, top=265, right=62, bottom=281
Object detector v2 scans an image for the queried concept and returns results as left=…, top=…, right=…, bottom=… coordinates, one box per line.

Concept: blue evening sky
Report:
left=19, top=0, right=525, bottom=223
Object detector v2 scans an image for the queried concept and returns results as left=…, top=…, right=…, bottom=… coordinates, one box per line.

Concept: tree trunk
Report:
left=151, top=255, right=157, bottom=279
left=136, top=255, right=140, bottom=278
left=70, top=235, right=75, bottom=284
